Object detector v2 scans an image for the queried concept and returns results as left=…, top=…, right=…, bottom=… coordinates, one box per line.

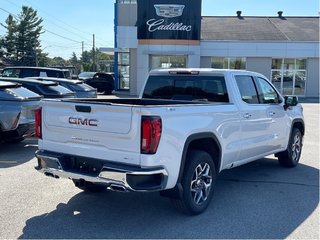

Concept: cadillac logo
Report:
left=154, top=4, right=185, bottom=18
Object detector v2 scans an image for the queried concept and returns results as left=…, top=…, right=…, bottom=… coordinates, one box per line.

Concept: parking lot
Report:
left=0, top=103, right=319, bottom=239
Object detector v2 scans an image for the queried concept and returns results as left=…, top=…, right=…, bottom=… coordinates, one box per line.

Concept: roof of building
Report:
left=201, top=16, right=319, bottom=42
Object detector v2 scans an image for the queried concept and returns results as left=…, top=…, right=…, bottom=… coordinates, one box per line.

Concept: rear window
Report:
left=61, top=82, right=94, bottom=91
left=0, top=86, right=40, bottom=100
left=143, top=75, right=229, bottom=102
left=38, top=85, right=73, bottom=94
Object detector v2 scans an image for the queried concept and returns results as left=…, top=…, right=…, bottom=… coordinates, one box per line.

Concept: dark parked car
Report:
left=29, top=77, right=97, bottom=98
left=78, top=72, right=115, bottom=94
left=1, top=66, right=69, bottom=79
left=0, top=77, right=75, bottom=99
left=0, top=81, right=41, bottom=143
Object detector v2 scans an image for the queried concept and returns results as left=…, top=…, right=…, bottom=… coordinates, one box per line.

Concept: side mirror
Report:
left=284, top=95, right=299, bottom=110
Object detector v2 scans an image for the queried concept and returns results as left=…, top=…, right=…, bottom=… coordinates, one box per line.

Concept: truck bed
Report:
left=57, top=98, right=215, bottom=106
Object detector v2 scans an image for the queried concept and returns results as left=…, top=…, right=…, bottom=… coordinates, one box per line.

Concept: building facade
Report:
left=114, top=0, right=319, bottom=98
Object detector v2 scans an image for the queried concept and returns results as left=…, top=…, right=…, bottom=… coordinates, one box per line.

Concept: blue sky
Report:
left=0, top=0, right=319, bottom=59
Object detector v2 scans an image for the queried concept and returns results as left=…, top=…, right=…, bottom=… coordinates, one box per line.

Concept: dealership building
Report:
left=114, top=0, right=319, bottom=98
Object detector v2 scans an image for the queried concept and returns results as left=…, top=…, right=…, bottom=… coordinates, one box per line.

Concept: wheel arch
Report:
left=292, top=118, right=305, bottom=136
left=178, top=132, right=222, bottom=183
left=160, top=132, right=222, bottom=200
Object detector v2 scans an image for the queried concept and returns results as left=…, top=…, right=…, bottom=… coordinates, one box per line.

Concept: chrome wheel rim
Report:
left=190, top=162, right=212, bottom=205
left=291, top=134, right=301, bottom=162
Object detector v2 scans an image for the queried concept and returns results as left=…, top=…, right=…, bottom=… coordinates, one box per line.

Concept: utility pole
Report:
left=81, top=41, right=84, bottom=56
left=92, top=34, right=96, bottom=71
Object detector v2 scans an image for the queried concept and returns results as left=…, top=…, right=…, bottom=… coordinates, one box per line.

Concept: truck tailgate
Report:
left=40, top=100, right=141, bottom=165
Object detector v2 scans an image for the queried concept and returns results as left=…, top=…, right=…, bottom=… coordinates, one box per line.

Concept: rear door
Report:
left=234, top=75, right=277, bottom=160
left=254, top=76, right=288, bottom=149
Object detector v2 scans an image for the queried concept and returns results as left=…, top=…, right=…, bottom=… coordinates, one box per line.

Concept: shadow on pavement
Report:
left=19, top=158, right=319, bottom=239
left=0, top=138, right=38, bottom=168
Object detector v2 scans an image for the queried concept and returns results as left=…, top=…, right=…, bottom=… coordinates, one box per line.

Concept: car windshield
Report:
left=0, top=86, right=40, bottom=100
left=78, top=72, right=95, bottom=78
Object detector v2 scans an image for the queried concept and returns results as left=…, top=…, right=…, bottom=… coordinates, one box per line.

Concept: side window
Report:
left=256, top=77, right=281, bottom=104
left=21, top=68, right=39, bottom=77
left=235, top=75, right=259, bottom=104
left=1, top=69, right=21, bottom=77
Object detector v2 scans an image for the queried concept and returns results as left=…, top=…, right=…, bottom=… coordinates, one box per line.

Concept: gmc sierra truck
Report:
left=35, top=69, right=304, bottom=215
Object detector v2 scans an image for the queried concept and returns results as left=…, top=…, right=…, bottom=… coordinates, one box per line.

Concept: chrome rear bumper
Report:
left=35, top=150, right=168, bottom=192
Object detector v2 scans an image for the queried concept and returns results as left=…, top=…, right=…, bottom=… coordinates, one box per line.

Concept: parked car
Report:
left=78, top=71, right=115, bottom=94
left=29, top=77, right=97, bottom=98
left=0, top=77, right=75, bottom=99
left=1, top=66, right=68, bottom=79
left=0, top=81, right=41, bottom=143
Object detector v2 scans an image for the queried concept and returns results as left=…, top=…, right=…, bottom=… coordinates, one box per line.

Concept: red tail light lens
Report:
left=35, top=108, right=42, bottom=139
left=141, top=116, right=162, bottom=154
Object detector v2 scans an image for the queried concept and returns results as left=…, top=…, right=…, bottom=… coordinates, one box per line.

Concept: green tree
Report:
left=1, top=6, right=43, bottom=66
left=69, top=52, right=78, bottom=65
left=1, top=15, right=17, bottom=62
left=81, top=50, right=92, bottom=64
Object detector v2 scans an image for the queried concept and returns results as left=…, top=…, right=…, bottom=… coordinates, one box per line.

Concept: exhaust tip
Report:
left=108, top=185, right=127, bottom=192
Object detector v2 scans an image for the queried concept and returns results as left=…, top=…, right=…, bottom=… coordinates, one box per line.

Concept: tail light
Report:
left=141, top=116, right=162, bottom=154
left=35, top=108, right=42, bottom=139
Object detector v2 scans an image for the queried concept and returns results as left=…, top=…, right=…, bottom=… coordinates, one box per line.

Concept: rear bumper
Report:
left=35, top=150, right=168, bottom=192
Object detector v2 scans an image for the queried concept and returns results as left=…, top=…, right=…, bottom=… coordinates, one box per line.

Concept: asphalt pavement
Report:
left=0, top=103, right=319, bottom=239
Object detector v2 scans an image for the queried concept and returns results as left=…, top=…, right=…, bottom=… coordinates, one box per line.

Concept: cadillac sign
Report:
left=137, top=0, right=201, bottom=40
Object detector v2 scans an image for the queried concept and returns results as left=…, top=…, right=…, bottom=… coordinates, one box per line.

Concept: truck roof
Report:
left=149, top=68, right=265, bottom=78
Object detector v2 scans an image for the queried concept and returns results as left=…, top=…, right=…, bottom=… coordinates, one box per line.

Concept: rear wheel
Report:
left=72, top=179, right=106, bottom=192
left=171, top=150, right=216, bottom=215
left=277, top=128, right=302, bottom=167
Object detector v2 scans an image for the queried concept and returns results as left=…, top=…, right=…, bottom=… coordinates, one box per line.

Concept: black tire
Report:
left=277, top=128, right=303, bottom=168
left=72, top=179, right=106, bottom=192
left=171, top=150, right=216, bottom=215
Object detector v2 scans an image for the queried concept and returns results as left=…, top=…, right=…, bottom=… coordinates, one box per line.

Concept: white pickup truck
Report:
left=35, top=69, right=304, bottom=215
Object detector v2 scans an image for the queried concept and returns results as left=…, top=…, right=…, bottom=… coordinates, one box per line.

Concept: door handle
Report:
left=268, top=111, right=276, bottom=116
left=243, top=113, right=252, bottom=119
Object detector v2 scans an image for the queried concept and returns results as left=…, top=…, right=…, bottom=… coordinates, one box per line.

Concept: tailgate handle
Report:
left=75, top=105, right=91, bottom=113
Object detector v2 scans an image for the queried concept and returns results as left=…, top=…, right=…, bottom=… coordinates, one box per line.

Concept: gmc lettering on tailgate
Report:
left=69, top=117, right=98, bottom=127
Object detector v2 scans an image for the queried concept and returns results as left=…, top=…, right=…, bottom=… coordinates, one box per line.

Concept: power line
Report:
left=43, top=29, right=82, bottom=43
left=23, top=0, right=94, bottom=37
left=0, top=6, right=83, bottom=44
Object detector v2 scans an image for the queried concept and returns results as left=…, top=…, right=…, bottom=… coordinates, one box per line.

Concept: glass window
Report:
left=271, top=58, right=307, bottom=96
left=272, top=59, right=282, bottom=69
left=143, top=75, right=229, bottom=102
left=1, top=68, right=21, bottom=78
left=0, top=86, right=39, bottom=99
left=256, top=77, right=280, bottom=104
left=117, top=50, right=130, bottom=90
left=294, top=71, right=306, bottom=95
left=229, top=58, right=246, bottom=69
left=211, top=57, right=246, bottom=69
left=235, top=75, right=259, bottom=104
left=150, top=55, right=187, bottom=70
left=21, top=68, right=39, bottom=78
left=296, top=59, right=306, bottom=70
left=211, top=57, right=224, bottom=69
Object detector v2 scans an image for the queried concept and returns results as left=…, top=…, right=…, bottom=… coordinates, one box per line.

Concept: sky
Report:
left=0, top=0, right=319, bottom=59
